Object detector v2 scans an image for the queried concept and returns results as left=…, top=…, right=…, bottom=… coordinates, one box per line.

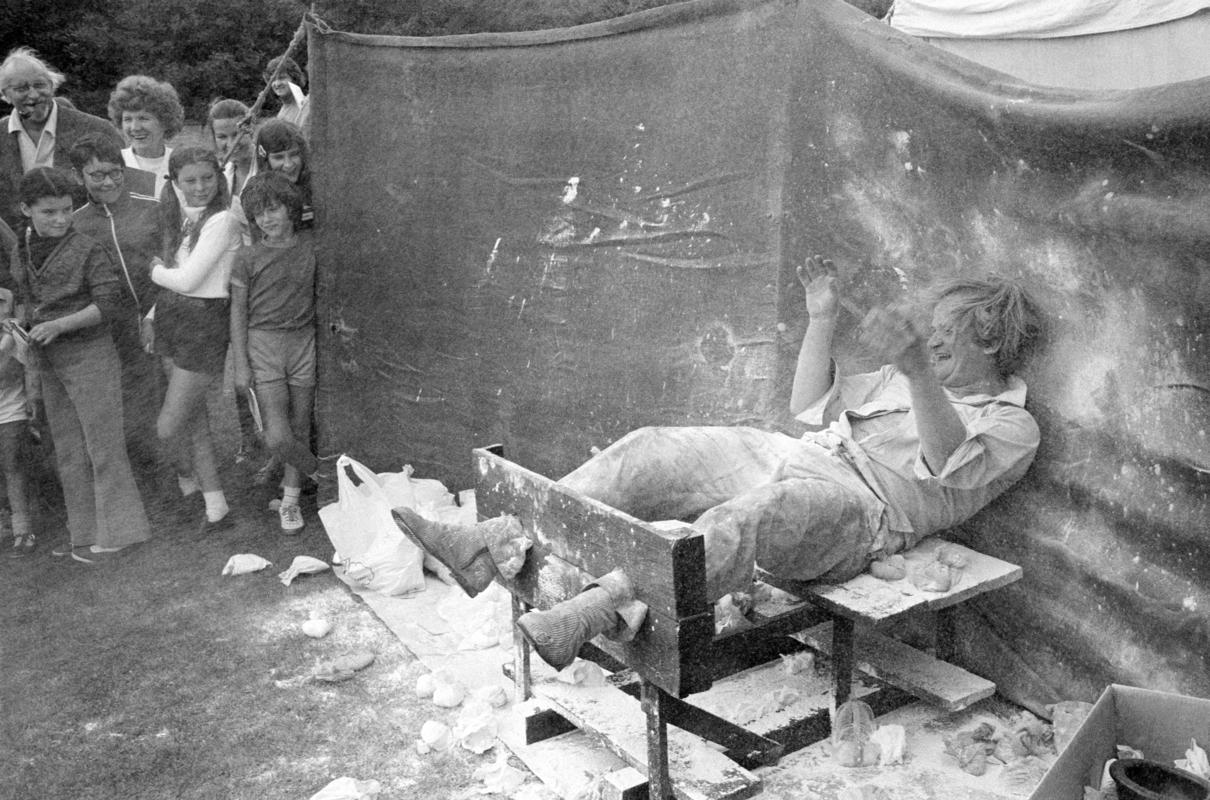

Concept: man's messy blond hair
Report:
left=935, top=276, right=1045, bottom=377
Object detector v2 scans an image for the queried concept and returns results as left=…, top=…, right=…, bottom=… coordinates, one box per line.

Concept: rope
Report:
left=308, top=12, right=334, bottom=35
left=245, top=17, right=308, bottom=123
left=220, top=12, right=310, bottom=169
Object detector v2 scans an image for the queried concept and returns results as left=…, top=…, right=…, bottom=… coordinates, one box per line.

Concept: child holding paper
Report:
left=10, top=167, right=150, bottom=561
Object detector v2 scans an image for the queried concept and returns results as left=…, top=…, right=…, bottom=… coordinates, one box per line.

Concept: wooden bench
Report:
left=761, top=535, right=1022, bottom=712
left=473, top=447, right=1021, bottom=800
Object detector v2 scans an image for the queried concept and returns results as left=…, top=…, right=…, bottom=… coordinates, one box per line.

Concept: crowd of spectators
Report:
left=0, top=46, right=319, bottom=560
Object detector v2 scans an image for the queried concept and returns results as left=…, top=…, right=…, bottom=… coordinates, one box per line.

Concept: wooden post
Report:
left=831, top=616, right=856, bottom=709
left=512, top=593, right=533, bottom=702
left=936, top=606, right=958, bottom=663
left=640, top=679, right=674, bottom=800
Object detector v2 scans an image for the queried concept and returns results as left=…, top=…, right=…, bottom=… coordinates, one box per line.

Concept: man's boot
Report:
left=392, top=507, right=528, bottom=597
left=517, top=568, right=646, bottom=671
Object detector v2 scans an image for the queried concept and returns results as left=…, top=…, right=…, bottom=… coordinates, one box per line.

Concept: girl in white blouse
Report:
left=148, top=147, right=240, bottom=532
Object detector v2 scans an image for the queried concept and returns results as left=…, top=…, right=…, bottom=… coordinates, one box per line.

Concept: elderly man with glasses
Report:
left=0, top=46, right=124, bottom=228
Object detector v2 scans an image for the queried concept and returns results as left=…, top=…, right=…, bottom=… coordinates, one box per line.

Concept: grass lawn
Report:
left=0, top=392, right=493, bottom=800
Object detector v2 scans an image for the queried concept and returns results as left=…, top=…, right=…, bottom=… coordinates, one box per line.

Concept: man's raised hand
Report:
left=796, top=254, right=839, bottom=320
left=859, top=304, right=929, bottom=377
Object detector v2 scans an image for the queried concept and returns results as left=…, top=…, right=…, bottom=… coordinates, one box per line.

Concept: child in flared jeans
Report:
left=11, top=167, right=149, bottom=562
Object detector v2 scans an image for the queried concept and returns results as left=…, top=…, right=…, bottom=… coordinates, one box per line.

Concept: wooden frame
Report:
left=474, top=447, right=1021, bottom=800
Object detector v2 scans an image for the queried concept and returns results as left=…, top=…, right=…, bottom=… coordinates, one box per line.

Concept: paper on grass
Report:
left=245, top=387, right=263, bottom=433
left=308, top=776, right=381, bottom=800
left=278, top=555, right=330, bottom=585
left=222, top=553, right=271, bottom=576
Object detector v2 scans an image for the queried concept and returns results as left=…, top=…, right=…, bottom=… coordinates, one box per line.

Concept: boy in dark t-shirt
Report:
left=230, top=172, right=319, bottom=534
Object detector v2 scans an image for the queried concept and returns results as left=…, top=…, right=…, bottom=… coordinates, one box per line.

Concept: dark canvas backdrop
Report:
left=309, top=0, right=1210, bottom=713
left=310, top=0, right=797, bottom=482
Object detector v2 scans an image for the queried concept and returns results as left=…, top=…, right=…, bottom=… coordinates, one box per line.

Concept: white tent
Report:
left=888, top=0, right=1210, bottom=89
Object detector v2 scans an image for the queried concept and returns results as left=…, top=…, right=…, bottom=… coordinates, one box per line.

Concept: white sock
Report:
left=203, top=491, right=229, bottom=522
left=281, top=486, right=301, bottom=508
left=178, top=475, right=200, bottom=497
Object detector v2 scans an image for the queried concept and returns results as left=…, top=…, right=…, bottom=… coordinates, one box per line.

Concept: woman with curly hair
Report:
left=107, top=75, right=185, bottom=199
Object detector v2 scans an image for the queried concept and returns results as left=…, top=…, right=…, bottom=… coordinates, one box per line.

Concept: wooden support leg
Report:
left=640, top=679, right=674, bottom=800
left=512, top=593, right=533, bottom=703
left=832, top=617, right=856, bottom=709
left=936, top=607, right=958, bottom=663
left=610, top=674, right=784, bottom=768
left=511, top=592, right=582, bottom=745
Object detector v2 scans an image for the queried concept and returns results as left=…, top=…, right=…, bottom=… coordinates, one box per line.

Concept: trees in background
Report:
left=2, top=0, right=689, bottom=121
left=2, top=0, right=890, bottom=122
left=1, top=0, right=305, bottom=121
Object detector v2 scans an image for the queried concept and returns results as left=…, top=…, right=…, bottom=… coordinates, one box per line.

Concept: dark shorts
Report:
left=154, top=291, right=230, bottom=375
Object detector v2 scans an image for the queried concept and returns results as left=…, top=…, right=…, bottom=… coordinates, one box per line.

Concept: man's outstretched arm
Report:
left=789, top=255, right=840, bottom=415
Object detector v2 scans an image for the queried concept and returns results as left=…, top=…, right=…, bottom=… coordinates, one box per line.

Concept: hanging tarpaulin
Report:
left=308, top=0, right=798, bottom=481
left=307, top=0, right=1210, bottom=715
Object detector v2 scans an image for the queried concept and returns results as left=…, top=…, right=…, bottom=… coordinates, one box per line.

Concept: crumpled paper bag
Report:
left=1177, top=738, right=1210, bottom=779
left=308, top=776, right=381, bottom=800
left=452, top=698, right=498, bottom=753
left=417, top=720, right=453, bottom=753
left=279, top=555, right=331, bottom=586
left=556, top=661, right=606, bottom=687
left=473, top=752, right=525, bottom=794
left=222, top=554, right=272, bottom=576
left=869, top=724, right=907, bottom=765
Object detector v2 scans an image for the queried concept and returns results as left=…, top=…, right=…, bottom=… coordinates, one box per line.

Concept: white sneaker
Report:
left=279, top=503, right=304, bottom=534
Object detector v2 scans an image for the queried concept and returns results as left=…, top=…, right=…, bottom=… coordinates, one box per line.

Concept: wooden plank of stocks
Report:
left=475, top=447, right=715, bottom=697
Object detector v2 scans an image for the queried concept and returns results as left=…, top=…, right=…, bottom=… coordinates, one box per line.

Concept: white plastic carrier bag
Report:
left=318, top=455, right=425, bottom=597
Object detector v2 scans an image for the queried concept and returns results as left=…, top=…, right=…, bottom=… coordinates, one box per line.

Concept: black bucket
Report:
left=1110, top=758, right=1210, bottom=800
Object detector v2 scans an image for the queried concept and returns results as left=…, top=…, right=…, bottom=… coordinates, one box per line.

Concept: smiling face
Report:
left=1, top=62, right=55, bottom=126
left=253, top=201, right=293, bottom=244
left=267, top=148, right=302, bottom=183
left=269, top=76, right=292, bottom=99
left=122, top=109, right=166, bottom=157
left=927, top=294, right=1002, bottom=393
left=21, top=194, right=74, bottom=238
left=79, top=157, right=126, bottom=206
left=211, top=117, right=251, bottom=165
left=173, top=161, right=219, bottom=207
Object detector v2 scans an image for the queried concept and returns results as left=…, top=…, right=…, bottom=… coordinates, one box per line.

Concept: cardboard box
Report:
left=1030, top=684, right=1210, bottom=799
